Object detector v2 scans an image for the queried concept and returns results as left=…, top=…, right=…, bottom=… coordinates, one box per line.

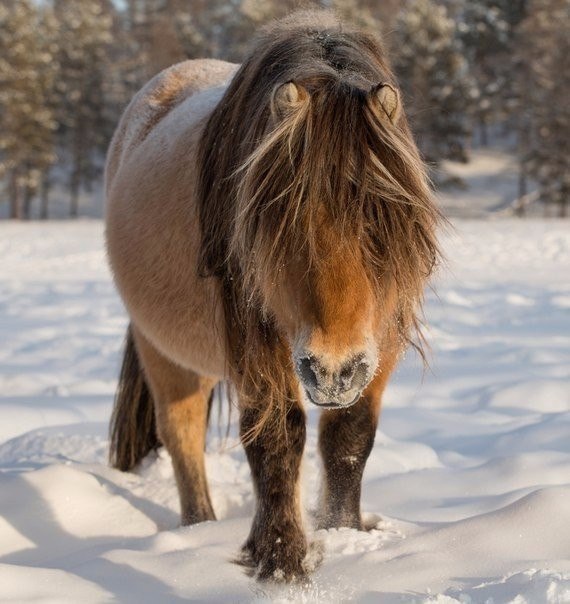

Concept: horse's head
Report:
left=198, top=17, right=441, bottom=412
left=230, top=78, right=439, bottom=409
left=236, top=80, right=412, bottom=409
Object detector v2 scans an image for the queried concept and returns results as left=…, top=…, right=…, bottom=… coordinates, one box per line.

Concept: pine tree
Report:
left=456, top=1, right=532, bottom=145
left=517, top=0, right=570, bottom=216
left=394, top=0, right=476, bottom=165
left=328, top=0, right=379, bottom=32
left=122, top=0, right=185, bottom=80
left=52, top=0, right=115, bottom=217
left=0, top=0, right=57, bottom=219
left=172, top=0, right=288, bottom=63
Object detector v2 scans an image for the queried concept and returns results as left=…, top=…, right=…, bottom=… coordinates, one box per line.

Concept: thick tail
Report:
left=109, top=325, right=160, bottom=471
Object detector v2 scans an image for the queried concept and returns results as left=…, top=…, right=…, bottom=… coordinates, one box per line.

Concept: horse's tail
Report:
left=109, top=325, right=160, bottom=471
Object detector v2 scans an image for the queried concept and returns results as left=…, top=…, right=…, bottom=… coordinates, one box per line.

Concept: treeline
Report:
left=0, top=0, right=568, bottom=218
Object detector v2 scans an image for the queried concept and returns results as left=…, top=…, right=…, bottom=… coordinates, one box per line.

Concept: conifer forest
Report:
left=0, top=0, right=568, bottom=219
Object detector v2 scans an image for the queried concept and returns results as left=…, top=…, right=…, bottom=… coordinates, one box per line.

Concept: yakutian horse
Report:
left=105, top=10, right=441, bottom=581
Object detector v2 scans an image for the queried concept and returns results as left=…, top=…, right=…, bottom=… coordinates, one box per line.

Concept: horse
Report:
left=105, top=9, right=441, bottom=582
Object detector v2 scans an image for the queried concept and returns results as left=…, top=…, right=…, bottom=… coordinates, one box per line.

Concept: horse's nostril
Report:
left=351, top=360, right=370, bottom=390
left=297, top=356, right=318, bottom=388
left=339, top=358, right=369, bottom=391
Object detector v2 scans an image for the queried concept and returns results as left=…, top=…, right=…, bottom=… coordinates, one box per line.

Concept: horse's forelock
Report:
left=232, top=81, right=441, bottom=311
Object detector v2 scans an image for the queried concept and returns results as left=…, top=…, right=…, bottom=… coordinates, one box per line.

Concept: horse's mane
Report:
left=197, top=10, right=442, bottom=435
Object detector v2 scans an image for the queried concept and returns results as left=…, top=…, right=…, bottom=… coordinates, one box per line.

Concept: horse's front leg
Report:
left=240, top=400, right=307, bottom=581
left=317, top=364, right=395, bottom=530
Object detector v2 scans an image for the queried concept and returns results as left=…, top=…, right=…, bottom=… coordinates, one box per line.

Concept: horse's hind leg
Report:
left=317, top=352, right=398, bottom=530
left=132, top=328, right=216, bottom=525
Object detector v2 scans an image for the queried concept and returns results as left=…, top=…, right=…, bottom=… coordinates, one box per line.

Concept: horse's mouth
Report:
left=305, top=389, right=361, bottom=409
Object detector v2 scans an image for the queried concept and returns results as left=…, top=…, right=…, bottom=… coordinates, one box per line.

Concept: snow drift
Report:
left=0, top=219, right=569, bottom=603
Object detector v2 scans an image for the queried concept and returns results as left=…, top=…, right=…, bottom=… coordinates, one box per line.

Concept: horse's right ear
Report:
left=271, top=82, right=308, bottom=119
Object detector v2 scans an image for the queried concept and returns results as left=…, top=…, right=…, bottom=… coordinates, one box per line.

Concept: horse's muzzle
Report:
left=296, top=352, right=370, bottom=408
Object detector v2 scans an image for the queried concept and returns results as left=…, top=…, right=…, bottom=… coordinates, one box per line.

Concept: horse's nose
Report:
left=296, top=354, right=370, bottom=398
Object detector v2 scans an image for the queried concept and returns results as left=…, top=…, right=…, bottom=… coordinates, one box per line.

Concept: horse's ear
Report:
left=271, top=82, right=308, bottom=119
left=370, top=83, right=401, bottom=123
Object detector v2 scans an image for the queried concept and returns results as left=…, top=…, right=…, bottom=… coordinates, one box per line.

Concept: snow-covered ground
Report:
left=1, top=219, right=569, bottom=603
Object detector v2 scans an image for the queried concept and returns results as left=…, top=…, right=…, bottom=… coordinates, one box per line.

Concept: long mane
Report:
left=197, top=10, right=442, bottom=434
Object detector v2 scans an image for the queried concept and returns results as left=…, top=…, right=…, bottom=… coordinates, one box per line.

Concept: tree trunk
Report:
left=23, top=186, right=34, bottom=220
left=479, top=117, right=488, bottom=147
left=70, top=127, right=84, bottom=218
left=9, top=170, right=22, bottom=220
left=515, top=161, right=527, bottom=217
left=40, top=171, right=50, bottom=220
left=70, top=182, right=79, bottom=217
left=70, top=162, right=81, bottom=218
left=543, top=198, right=549, bottom=218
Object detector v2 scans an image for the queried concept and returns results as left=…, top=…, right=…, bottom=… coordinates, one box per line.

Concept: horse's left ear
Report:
left=370, top=83, right=401, bottom=123
left=271, top=81, right=309, bottom=120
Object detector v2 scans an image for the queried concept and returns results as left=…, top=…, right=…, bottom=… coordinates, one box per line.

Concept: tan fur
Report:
left=132, top=326, right=216, bottom=524
left=106, top=59, right=238, bottom=379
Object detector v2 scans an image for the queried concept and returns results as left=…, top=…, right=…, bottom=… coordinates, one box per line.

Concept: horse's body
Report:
left=106, top=10, right=441, bottom=581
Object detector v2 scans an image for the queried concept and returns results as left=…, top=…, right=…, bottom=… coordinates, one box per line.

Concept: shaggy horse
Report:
left=106, top=10, right=441, bottom=581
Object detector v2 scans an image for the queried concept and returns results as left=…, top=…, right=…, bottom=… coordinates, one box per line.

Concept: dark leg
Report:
left=317, top=397, right=377, bottom=529
left=240, top=400, right=308, bottom=581
left=318, top=361, right=395, bottom=530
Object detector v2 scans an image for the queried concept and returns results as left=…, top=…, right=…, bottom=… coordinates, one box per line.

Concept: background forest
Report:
left=0, top=0, right=568, bottom=219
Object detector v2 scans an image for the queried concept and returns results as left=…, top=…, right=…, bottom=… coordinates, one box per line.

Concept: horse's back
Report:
left=105, top=59, right=238, bottom=379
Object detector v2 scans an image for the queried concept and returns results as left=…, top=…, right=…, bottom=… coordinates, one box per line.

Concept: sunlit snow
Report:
left=0, top=218, right=569, bottom=603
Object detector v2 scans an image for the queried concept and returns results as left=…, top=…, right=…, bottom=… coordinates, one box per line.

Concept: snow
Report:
left=1, top=218, right=569, bottom=603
